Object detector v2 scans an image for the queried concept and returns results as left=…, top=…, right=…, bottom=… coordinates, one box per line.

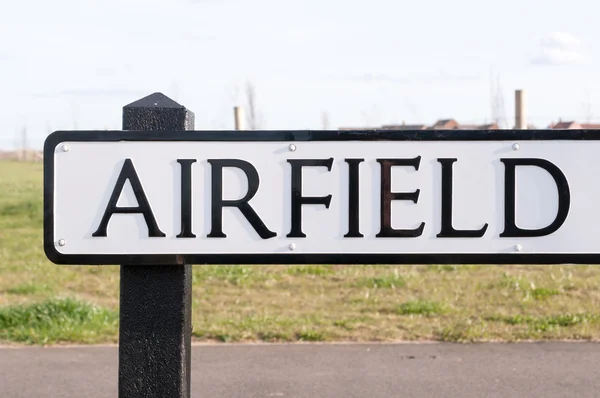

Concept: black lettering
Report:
left=176, top=159, right=196, bottom=238
left=500, top=158, right=570, bottom=237
left=437, top=158, right=488, bottom=238
left=287, top=158, right=334, bottom=238
left=92, top=158, right=165, bottom=237
left=344, top=158, right=364, bottom=238
left=207, top=159, right=276, bottom=239
left=376, top=157, right=425, bottom=238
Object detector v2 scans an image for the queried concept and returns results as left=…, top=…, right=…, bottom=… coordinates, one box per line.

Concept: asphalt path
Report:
left=1, top=342, right=599, bottom=397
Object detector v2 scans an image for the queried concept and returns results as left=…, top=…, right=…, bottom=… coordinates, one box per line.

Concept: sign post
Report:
left=118, top=93, right=193, bottom=397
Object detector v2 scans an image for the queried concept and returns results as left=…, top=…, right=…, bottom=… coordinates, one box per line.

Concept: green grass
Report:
left=531, top=288, right=560, bottom=301
left=3, top=160, right=600, bottom=345
left=427, top=265, right=458, bottom=272
left=355, top=273, right=407, bottom=289
left=4, top=283, right=52, bottom=295
left=397, top=300, right=446, bottom=316
left=193, top=265, right=257, bottom=285
left=287, top=266, right=335, bottom=276
left=0, top=298, right=118, bottom=345
left=296, top=330, right=326, bottom=341
left=487, top=313, right=598, bottom=328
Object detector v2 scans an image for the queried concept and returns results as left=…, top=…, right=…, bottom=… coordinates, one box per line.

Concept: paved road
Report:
left=1, top=342, right=599, bottom=397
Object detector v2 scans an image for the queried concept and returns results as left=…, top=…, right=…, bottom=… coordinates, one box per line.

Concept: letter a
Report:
left=92, top=158, right=165, bottom=237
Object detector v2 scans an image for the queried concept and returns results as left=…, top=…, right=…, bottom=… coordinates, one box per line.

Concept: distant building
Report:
left=455, top=123, right=499, bottom=130
left=549, top=121, right=580, bottom=129
left=548, top=120, right=600, bottom=129
left=337, top=126, right=379, bottom=131
left=430, top=119, right=460, bottom=130
left=380, top=124, right=428, bottom=130
left=339, top=119, right=499, bottom=131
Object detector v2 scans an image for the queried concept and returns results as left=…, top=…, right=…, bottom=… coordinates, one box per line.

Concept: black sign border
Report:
left=44, top=129, right=600, bottom=265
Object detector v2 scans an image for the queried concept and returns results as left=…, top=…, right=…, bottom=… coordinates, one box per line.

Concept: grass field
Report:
left=2, top=159, right=600, bottom=345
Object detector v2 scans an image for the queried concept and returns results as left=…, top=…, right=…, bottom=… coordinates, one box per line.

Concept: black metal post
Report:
left=119, top=93, right=194, bottom=398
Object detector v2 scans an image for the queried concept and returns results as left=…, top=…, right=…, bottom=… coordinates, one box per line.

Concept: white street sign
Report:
left=43, top=130, right=600, bottom=264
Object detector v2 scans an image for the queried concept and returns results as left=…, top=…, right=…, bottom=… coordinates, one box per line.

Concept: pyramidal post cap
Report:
left=124, top=92, right=185, bottom=109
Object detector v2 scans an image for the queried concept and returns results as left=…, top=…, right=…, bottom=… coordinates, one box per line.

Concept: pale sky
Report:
left=1, top=0, right=599, bottom=149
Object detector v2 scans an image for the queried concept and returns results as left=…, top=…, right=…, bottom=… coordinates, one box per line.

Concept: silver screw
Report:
left=58, top=239, right=66, bottom=247
left=512, top=143, right=520, bottom=151
left=289, top=243, right=296, bottom=251
left=289, top=144, right=297, bottom=152
left=514, top=244, right=522, bottom=252
left=62, top=144, right=70, bottom=152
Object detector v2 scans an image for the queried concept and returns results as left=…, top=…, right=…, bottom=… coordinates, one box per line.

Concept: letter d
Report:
left=500, top=158, right=570, bottom=237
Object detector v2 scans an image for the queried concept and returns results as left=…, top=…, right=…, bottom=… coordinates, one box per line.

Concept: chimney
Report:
left=234, top=106, right=245, bottom=130
left=515, top=89, right=527, bottom=129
